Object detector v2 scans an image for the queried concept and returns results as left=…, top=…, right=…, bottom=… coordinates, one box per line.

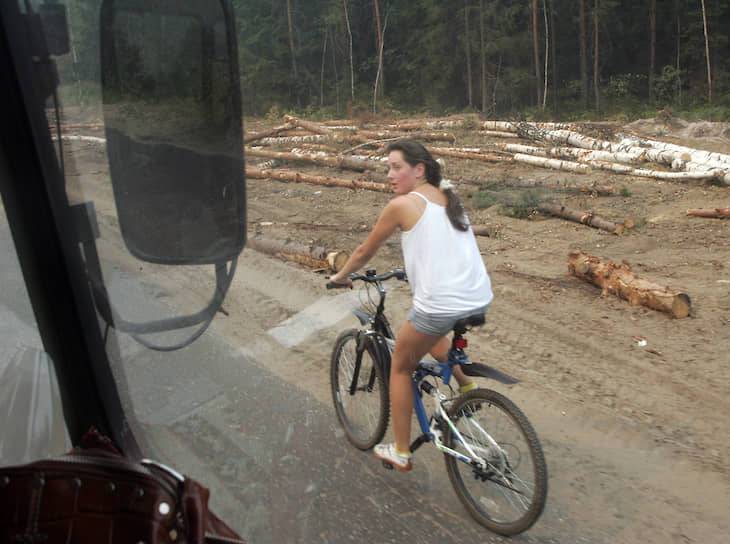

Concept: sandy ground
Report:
left=62, top=111, right=729, bottom=543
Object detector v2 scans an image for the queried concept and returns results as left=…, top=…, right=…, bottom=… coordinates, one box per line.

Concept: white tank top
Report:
left=401, top=192, right=493, bottom=315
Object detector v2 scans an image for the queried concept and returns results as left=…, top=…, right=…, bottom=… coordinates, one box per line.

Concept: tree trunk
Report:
left=286, top=0, right=298, bottom=79
left=247, top=234, right=349, bottom=272
left=549, top=0, right=557, bottom=113
left=568, top=249, right=692, bottom=318
left=593, top=0, right=600, bottom=113
left=373, top=0, right=385, bottom=111
left=342, top=0, right=355, bottom=101
left=479, top=0, right=488, bottom=112
left=464, top=1, right=473, bottom=108
left=701, top=0, right=712, bottom=104
left=579, top=0, right=589, bottom=110
left=320, top=29, right=328, bottom=108
left=686, top=207, right=730, bottom=219
left=676, top=8, right=682, bottom=103
left=538, top=203, right=623, bottom=233
left=649, top=0, right=656, bottom=99
left=542, top=0, right=549, bottom=111
left=532, top=0, right=542, bottom=107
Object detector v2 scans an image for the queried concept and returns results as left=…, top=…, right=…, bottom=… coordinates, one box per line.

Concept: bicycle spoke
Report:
left=443, top=389, right=547, bottom=536
left=331, top=330, right=389, bottom=450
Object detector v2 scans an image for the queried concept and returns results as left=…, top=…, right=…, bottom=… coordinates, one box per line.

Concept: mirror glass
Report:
left=101, top=0, right=245, bottom=264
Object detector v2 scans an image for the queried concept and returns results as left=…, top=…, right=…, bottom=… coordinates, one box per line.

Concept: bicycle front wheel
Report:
left=330, top=329, right=389, bottom=450
left=443, top=389, right=547, bottom=536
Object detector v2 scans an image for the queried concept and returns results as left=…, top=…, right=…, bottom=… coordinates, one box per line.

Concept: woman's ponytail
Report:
left=440, top=184, right=468, bottom=232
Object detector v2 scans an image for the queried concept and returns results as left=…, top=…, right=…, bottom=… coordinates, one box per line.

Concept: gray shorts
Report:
left=407, top=305, right=489, bottom=336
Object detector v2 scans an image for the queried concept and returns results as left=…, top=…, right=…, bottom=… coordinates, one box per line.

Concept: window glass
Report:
left=0, top=201, right=72, bottom=464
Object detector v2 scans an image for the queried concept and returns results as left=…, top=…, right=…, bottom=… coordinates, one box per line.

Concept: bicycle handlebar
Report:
left=326, top=268, right=407, bottom=289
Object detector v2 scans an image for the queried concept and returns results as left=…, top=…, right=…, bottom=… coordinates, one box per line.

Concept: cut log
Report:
left=250, top=220, right=371, bottom=233
left=480, top=130, right=520, bottom=138
left=245, top=165, right=391, bottom=192
left=629, top=168, right=721, bottom=182
left=471, top=224, right=501, bottom=237
left=246, top=234, right=349, bottom=272
left=355, top=129, right=457, bottom=143
left=493, top=142, right=645, bottom=165
left=686, top=207, right=730, bottom=219
left=428, top=147, right=513, bottom=163
left=482, top=121, right=518, bottom=132
left=258, top=134, right=331, bottom=145
left=514, top=153, right=592, bottom=174
left=243, top=121, right=295, bottom=144
left=538, top=203, right=624, bottom=234
left=381, top=118, right=467, bottom=131
left=245, top=147, right=380, bottom=171
left=283, top=115, right=334, bottom=135
left=568, top=249, right=692, bottom=318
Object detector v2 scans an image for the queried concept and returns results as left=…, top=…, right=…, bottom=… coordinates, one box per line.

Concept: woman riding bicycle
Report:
left=329, top=139, right=493, bottom=471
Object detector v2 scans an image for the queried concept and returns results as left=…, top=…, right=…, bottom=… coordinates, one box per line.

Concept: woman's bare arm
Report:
left=329, top=197, right=408, bottom=285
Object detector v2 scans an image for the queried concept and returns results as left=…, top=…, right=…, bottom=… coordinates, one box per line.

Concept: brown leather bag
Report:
left=0, top=431, right=245, bottom=544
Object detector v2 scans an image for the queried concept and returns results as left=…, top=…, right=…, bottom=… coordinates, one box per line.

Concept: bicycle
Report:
left=327, top=269, right=548, bottom=536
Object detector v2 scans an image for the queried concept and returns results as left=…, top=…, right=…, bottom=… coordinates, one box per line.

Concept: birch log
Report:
left=259, top=134, right=331, bottom=145
left=686, top=207, right=730, bottom=219
left=493, top=143, right=644, bottom=164
left=245, top=147, right=380, bottom=171
left=283, top=115, right=334, bottom=135
left=429, top=147, right=514, bottom=163
left=514, top=153, right=592, bottom=173
left=538, top=203, right=624, bottom=234
left=243, top=122, right=295, bottom=144
left=245, top=165, right=391, bottom=192
left=568, top=249, right=692, bottom=318
left=246, top=235, right=349, bottom=272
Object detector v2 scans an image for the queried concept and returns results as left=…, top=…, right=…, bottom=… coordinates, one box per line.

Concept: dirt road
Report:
left=64, top=113, right=729, bottom=543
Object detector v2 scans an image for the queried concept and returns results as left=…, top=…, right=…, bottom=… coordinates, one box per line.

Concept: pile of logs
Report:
left=245, top=115, right=730, bottom=187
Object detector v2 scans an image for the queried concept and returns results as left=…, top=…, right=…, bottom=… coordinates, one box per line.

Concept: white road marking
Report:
left=267, top=290, right=361, bottom=348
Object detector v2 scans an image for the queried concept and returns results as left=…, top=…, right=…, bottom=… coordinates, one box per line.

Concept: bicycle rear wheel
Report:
left=443, top=389, right=547, bottom=536
left=330, top=329, right=389, bottom=450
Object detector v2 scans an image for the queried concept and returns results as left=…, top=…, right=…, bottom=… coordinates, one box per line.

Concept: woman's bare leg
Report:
left=428, top=336, right=475, bottom=388
left=390, top=321, right=443, bottom=453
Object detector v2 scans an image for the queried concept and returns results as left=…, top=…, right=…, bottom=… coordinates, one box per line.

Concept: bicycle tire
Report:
left=330, top=329, right=389, bottom=450
left=443, top=389, right=548, bottom=536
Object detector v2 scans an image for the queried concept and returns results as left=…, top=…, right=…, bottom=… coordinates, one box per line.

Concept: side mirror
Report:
left=100, top=0, right=245, bottom=265
left=39, top=2, right=70, bottom=56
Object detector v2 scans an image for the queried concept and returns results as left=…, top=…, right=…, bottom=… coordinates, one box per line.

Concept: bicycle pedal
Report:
left=381, top=461, right=394, bottom=470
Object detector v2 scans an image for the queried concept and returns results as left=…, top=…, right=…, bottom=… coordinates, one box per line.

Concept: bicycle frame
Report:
left=410, top=351, right=491, bottom=471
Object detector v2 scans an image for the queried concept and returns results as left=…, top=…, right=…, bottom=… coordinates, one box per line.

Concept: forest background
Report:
left=60, top=0, right=730, bottom=122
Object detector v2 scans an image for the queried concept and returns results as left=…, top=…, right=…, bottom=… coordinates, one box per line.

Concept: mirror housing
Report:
left=100, top=0, right=245, bottom=264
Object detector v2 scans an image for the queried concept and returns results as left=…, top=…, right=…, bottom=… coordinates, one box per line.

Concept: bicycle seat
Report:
left=453, top=313, right=485, bottom=335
